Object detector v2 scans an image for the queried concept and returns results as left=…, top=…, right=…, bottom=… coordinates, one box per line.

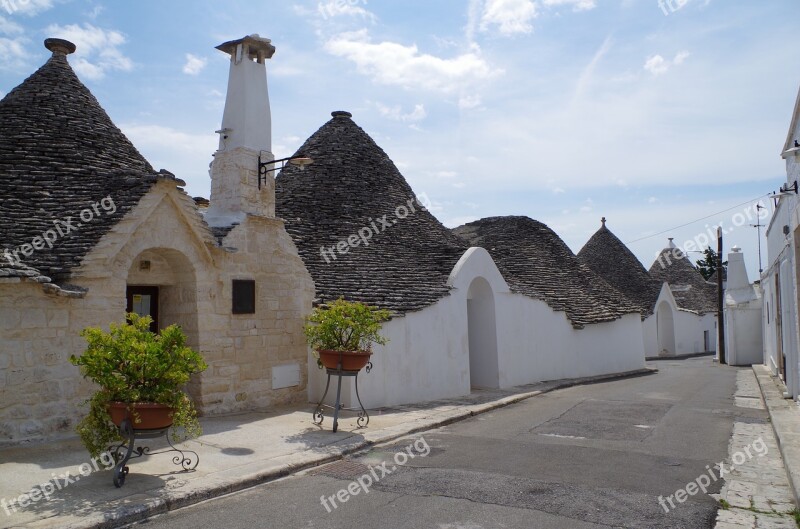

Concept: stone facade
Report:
left=0, top=180, right=314, bottom=444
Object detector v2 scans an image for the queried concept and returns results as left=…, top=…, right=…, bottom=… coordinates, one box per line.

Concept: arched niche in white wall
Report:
left=447, top=247, right=510, bottom=389
left=467, top=276, right=499, bottom=389
left=657, top=300, right=676, bottom=356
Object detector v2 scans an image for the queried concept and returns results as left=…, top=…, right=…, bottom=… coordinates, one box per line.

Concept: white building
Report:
left=762, top=81, right=800, bottom=399
left=579, top=222, right=717, bottom=358
left=1, top=33, right=652, bottom=443
left=275, top=118, right=646, bottom=409
left=724, top=247, right=763, bottom=366
left=0, top=36, right=314, bottom=444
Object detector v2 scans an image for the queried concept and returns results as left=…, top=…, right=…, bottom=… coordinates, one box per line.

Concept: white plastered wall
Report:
left=309, top=247, right=646, bottom=409
left=643, top=283, right=716, bottom=358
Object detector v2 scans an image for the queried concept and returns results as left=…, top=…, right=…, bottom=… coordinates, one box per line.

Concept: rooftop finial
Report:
left=668, top=237, right=676, bottom=249
left=44, top=38, right=76, bottom=56
left=332, top=111, right=352, bottom=119
left=601, top=217, right=606, bottom=227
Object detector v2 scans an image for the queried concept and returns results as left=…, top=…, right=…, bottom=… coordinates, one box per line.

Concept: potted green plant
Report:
left=304, top=298, right=391, bottom=372
left=69, top=313, right=208, bottom=459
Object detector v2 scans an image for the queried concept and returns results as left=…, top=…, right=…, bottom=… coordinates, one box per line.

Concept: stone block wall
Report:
left=0, top=281, right=94, bottom=444
left=0, top=182, right=314, bottom=444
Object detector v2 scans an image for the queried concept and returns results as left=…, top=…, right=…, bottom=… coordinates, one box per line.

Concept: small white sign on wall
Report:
left=272, top=363, right=301, bottom=389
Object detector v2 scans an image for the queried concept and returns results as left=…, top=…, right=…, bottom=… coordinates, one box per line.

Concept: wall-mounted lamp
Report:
left=780, top=181, right=798, bottom=195
left=257, top=154, right=314, bottom=190
left=782, top=145, right=800, bottom=161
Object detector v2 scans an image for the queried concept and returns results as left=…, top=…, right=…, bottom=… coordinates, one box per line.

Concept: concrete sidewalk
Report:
left=753, top=364, right=800, bottom=507
left=713, top=370, right=797, bottom=529
left=0, top=368, right=654, bottom=529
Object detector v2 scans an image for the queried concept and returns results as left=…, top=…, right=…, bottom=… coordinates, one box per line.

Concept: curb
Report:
left=751, top=365, right=800, bottom=508
left=50, top=367, right=657, bottom=529
left=646, top=351, right=716, bottom=361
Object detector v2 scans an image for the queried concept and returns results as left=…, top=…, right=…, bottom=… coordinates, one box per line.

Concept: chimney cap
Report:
left=216, top=35, right=275, bottom=60
left=44, top=38, right=76, bottom=55
left=331, top=110, right=352, bottom=119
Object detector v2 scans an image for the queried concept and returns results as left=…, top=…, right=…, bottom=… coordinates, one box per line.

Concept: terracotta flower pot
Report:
left=318, top=350, right=372, bottom=371
left=107, top=402, right=174, bottom=430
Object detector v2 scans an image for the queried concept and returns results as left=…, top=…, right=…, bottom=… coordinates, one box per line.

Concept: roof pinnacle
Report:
left=44, top=38, right=76, bottom=56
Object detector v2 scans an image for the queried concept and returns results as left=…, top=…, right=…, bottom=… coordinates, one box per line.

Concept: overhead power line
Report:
left=625, top=193, right=772, bottom=245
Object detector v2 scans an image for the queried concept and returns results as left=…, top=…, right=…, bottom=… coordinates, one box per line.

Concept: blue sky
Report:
left=0, top=0, right=796, bottom=279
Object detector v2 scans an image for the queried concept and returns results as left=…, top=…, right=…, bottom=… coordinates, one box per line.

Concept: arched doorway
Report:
left=467, top=277, right=499, bottom=389
left=125, top=247, right=200, bottom=353
left=657, top=300, right=676, bottom=356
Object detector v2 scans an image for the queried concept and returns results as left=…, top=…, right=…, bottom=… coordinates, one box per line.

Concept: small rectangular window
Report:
left=232, top=279, right=256, bottom=314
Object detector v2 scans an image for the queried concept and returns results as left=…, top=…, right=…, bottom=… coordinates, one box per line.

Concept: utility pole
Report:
left=751, top=203, right=765, bottom=274
left=717, top=227, right=726, bottom=365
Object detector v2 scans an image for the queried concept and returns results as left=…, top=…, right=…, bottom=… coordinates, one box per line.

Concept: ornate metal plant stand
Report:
left=313, top=362, right=372, bottom=433
left=109, top=419, right=199, bottom=488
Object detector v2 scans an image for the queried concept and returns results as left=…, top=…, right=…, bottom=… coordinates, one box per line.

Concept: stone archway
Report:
left=657, top=300, right=676, bottom=357
left=125, top=247, right=200, bottom=377
left=467, top=277, right=499, bottom=389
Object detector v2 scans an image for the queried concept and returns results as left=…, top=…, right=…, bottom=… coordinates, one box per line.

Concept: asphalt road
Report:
left=133, top=357, right=759, bottom=529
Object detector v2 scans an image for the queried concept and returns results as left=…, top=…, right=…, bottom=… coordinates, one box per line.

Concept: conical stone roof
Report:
left=649, top=244, right=717, bottom=314
left=0, top=40, right=169, bottom=281
left=275, top=111, right=468, bottom=313
left=577, top=219, right=662, bottom=318
left=453, top=216, right=641, bottom=329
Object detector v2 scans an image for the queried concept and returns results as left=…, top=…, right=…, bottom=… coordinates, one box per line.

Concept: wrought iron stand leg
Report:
left=113, top=419, right=134, bottom=488
left=354, top=371, right=369, bottom=428
left=313, top=371, right=333, bottom=425
left=164, top=429, right=200, bottom=471
left=332, top=370, right=344, bottom=433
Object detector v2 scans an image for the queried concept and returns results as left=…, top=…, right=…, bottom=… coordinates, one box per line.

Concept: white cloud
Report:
left=316, top=0, right=376, bottom=22
left=674, top=50, right=691, bottom=65
left=644, top=54, right=669, bottom=76
left=4, top=0, right=52, bottom=16
left=324, top=30, right=500, bottom=94
left=375, top=102, right=427, bottom=122
left=0, top=15, right=23, bottom=35
left=542, top=0, right=597, bottom=11
left=468, top=0, right=595, bottom=39
left=574, top=36, right=613, bottom=99
left=44, top=23, right=133, bottom=80
left=121, top=123, right=218, bottom=191
left=0, top=36, right=26, bottom=70
left=480, top=0, right=537, bottom=36
left=86, top=5, right=105, bottom=19
left=182, top=53, right=207, bottom=75
left=459, top=94, right=482, bottom=109
left=644, top=50, right=690, bottom=76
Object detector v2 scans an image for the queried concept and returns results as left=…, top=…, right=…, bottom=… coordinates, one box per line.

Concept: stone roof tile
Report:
left=577, top=221, right=662, bottom=318
left=454, top=216, right=641, bottom=329
left=275, top=112, right=468, bottom=313
left=649, top=247, right=717, bottom=314
left=0, top=42, right=168, bottom=281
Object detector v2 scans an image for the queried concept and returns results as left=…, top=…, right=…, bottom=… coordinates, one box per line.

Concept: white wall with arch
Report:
left=642, top=284, right=716, bottom=358
left=309, top=247, right=646, bottom=409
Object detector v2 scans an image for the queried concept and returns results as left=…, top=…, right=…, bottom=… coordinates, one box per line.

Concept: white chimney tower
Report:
left=206, top=34, right=276, bottom=227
